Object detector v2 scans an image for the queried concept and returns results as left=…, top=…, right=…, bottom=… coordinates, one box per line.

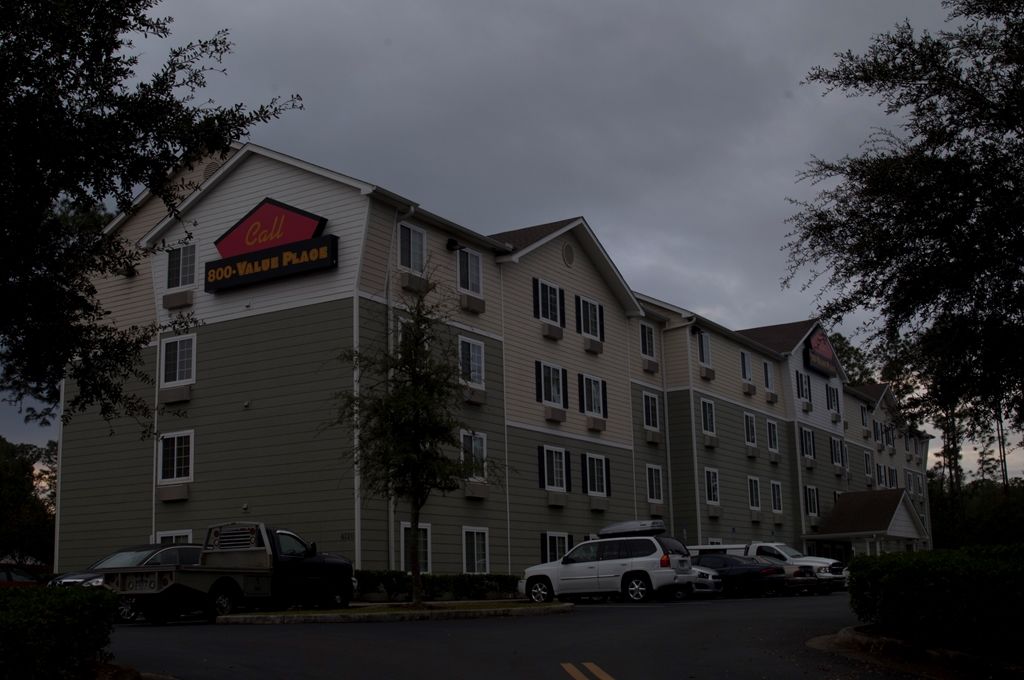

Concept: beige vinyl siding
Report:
left=151, top=153, right=370, bottom=328
left=501, top=231, right=633, bottom=444
left=57, top=350, right=157, bottom=571
left=690, top=330, right=789, bottom=417
left=154, top=299, right=354, bottom=556
left=630, top=383, right=669, bottom=515
left=662, top=325, right=691, bottom=388
left=359, top=199, right=400, bottom=299
left=665, top=390, right=697, bottom=544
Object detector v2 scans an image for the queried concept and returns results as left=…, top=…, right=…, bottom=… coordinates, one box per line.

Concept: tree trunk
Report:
left=409, top=500, right=423, bottom=606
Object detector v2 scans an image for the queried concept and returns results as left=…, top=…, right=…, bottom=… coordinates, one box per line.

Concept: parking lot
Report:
left=110, top=593, right=918, bottom=679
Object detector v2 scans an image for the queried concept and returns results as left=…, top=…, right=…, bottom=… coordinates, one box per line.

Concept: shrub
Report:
left=848, top=545, right=1024, bottom=653
left=0, top=587, right=118, bottom=679
left=354, top=570, right=519, bottom=601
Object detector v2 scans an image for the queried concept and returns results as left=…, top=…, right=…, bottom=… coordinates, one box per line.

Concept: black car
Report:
left=51, top=544, right=202, bottom=620
left=690, top=554, right=786, bottom=596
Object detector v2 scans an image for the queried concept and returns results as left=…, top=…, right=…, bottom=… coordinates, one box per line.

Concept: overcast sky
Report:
left=8, top=1, right=1015, bottom=476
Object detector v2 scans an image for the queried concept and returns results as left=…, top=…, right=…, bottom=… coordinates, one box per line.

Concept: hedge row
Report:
left=0, top=587, right=118, bottom=680
left=848, top=544, right=1024, bottom=652
left=354, top=570, right=519, bottom=601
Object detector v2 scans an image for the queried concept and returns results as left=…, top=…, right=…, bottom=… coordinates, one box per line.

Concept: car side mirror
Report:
left=561, top=556, right=573, bottom=565
left=307, top=542, right=317, bottom=557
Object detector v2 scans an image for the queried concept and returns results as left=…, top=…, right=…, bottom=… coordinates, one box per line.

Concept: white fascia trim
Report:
left=495, top=219, right=584, bottom=264
left=505, top=421, right=634, bottom=451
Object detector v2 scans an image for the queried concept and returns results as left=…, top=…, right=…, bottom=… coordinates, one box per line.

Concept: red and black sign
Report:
left=804, top=328, right=838, bottom=377
left=205, top=198, right=337, bottom=292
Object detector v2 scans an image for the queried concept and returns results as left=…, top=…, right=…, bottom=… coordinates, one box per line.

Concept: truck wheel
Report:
left=526, top=577, right=553, bottom=603
left=622, top=573, right=651, bottom=602
left=322, top=580, right=351, bottom=610
left=208, top=583, right=241, bottom=620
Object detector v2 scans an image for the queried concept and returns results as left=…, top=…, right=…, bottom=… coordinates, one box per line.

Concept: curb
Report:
left=217, top=602, right=573, bottom=624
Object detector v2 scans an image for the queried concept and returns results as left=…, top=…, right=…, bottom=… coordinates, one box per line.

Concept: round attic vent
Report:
left=562, top=242, right=575, bottom=267
left=202, top=160, right=222, bottom=181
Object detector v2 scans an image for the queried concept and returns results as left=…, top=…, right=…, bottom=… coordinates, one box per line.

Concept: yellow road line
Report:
left=560, top=662, right=590, bottom=680
left=582, top=662, right=616, bottom=680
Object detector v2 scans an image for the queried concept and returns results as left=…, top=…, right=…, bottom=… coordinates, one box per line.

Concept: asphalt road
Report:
left=111, top=593, right=917, bottom=680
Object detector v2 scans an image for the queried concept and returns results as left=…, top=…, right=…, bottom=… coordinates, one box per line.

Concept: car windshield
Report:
left=776, top=545, right=804, bottom=558
left=91, top=549, right=156, bottom=569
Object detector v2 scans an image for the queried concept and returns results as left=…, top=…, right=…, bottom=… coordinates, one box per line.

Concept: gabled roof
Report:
left=634, top=293, right=784, bottom=357
left=491, top=217, right=644, bottom=318
left=812, top=489, right=928, bottom=541
left=847, top=382, right=889, bottom=406
left=734, top=319, right=818, bottom=354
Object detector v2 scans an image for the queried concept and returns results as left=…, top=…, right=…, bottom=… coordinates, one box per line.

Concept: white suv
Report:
left=517, top=520, right=692, bottom=603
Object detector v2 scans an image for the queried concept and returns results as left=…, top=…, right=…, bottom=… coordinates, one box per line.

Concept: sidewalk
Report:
left=217, top=599, right=573, bottom=624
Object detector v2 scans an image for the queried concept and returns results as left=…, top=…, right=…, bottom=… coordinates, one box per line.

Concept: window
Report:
left=830, top=437, right=844, bottom=466
left=545, top=532, right=569, bottom=562
left=457, top=248, right=482, bottom=296
left=744, top=413, right=757, bottom=446
left=864, top=451, right=873, bottom=477
left=156, top=530, right=193, bottom=544
left=741, top=350, right=757, bottom=383
left=804, top=486, right=819, bottom=516
left=884, top=425, right=895, bottom=447
left=540, top=446, right=568, bottom=492
left=167, top=244, right=196, bottom=289
left=579, top=374, right=607, bottom=417
left=533, top=278, right=563, bottom=325
left=748, top=477, right=761, bottom=510
left=800, top=427, right=816, bottom=459
left=904, top=433, right=910, bottom=451
left=888, top=466, right=898, bottom=488
left=697, top=330, right=712, bottom=366
left=575, top=295, right=604, bottom=340
left=161, top=335, right=196, bottom=387
left=461, top=431, right=486, bottom=480
left=647, top=464, right=663, bottom=503
left=860, top=404, right=869, bottom=427
left=701, top=399, right=716, bottom=434
left=399, top=224, right=425, bottom=274
left=642, top=393, right=659, bottom=430
left=585, top=453, right=608, bottom=496
left=876, top=463, right=886, bottom=486
left=640, top=323, right=656, bottom=358
left=873, top=420, right=881, bottom=442
left=535, top=361, right=566, bottom=407
left=795, top=370, right=812, bottom=402
left=463, top=527, right=488, bottom=574
left=459, top=337, right=485, bottom=387
left=766, top=420, right=779, bottom=452
left=400, top=522, right=431, bottom=573
left=763, top=361, right=775, bottom=392
left=159, top=431, right=193, bottom=484
left=705, top=467, right=720, bottom=504
left=770, top=481, right=783, bottom=513
left=826, top=385, right=840, bottom=413
left=914, top=472, right=923, bottom=495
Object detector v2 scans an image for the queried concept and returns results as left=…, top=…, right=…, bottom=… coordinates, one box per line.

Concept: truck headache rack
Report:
left=208, top=524, right=265, bottom=550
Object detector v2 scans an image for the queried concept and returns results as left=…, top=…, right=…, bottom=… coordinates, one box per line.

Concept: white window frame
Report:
left=458, top=336, right=485, bottom=388
left=876, top=463, right=886, bottom=486
left=540, top=361, right=563, bottom=407
left=400, top=521, right=431, bottom=574
left=642, top=392, right=659, bottom=431
left=888, top=466, right=898, bottom=488
left=826, top=385, right=840, bottom=413
left=697, top=330, right=712, bottom=367
left=646, top=464, right=664, bottom=503
left=770, top=480, right=783, bottom=513
left=865, top=452, right=873, bottom=478
left=766, top=420, right=779, bottom=453
left=166, top=243, right=196, bottom=290
left=707, top=537, right=723, bottom=546
left=462, top=526, right=489, bottom=574
left=763, top=361, right=775, bottom=392
left=748, top=476, right=761, bottom=510
left=740, top=351, right=752, bottom=383
left=156, top=530, right=193, bottom=544
left=830, top=437, right=844, bottom=466
left=581, top=374, right=605, bottom=417
left=743, top=412, right=757, bottom=447
left=160, top=334, right=196, bottom=388
left=461, top=430, right=486, bottom=481
left=578, top=295, right=602, bottom=340
left=800, top=427, right=816, bottom=459
left=860, top=404, right=869, bottom=427
left=399, top=223, right=426, bottom=275
left=545, top=532, right=569, bottom=562
left=537, top=278, right=562, bottom=325
left=640, top=323, right=656, bottom=359
left=805, top=486, right=819, bottom=516
left=701, top=399, right=716, bottom=434
left=457, top=247, right=483, bottom=297
left=158, top=430, right=194, bottom=485
left=585, top=453, right=607, bottom=497
left=543, top=446, right=566, bottom=492
left=705, top=467, right=720, bottom=504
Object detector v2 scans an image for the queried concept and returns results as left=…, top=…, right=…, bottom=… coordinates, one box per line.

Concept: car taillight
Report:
left=760, top=567, right=780, bottom=575
left=660, top=554, right=671, bottom=568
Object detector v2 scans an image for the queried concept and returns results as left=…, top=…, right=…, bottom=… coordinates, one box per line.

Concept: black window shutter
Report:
left=532, top=278, right=540, bottom=319
left=580, top=453, right=588, bottom=493
left=538, top=446, right=545, bottom=488
left=564, top=452, right=572, bottom=492
left=535, top=361, right=542, bottom=402
left=558, top=289, right=566, bottom=328
left=598, top=305, right=605, bottom=341
left=561, top=369, right=569, bottom=409
left=605, top=458, right=611, bottom=496
left=568, top=534, right=574, bottom=550
left=601, top=380, right=608, bottom=418
left=578, top=373, right=585, bottom=413
left=575, top=295, right=582, bottom=334
left=541, top=533, right=548, bottom=562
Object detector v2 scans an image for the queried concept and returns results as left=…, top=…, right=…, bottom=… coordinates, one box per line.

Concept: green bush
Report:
left=354, top=570, right=519, bottom=601
left=0, top=587, right=118, bottom=680
left=848, top=545, right=1024, bottom=652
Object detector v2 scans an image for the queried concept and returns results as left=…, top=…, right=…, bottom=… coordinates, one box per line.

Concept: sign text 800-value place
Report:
left=204, top=235, right=338, bottom=292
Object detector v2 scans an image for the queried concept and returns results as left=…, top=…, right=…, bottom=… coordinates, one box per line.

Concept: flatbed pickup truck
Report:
left=101, top=522, right=354, bottom=622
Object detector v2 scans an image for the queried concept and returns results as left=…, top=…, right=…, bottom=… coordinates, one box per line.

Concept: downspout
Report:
left=684, top=318, right=701, bottom=545
left=626, top=322, right=637, bottom=520
left=151, top=343, right=160, bottom=544
left=499, top=264, right=512, bottom=574
left=659, top=327, right=674, bottom=537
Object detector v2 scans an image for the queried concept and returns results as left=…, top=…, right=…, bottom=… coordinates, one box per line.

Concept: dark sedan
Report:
left=1, top=565, right=43, bottom=588
left=690, top=554, right=786, bottom=596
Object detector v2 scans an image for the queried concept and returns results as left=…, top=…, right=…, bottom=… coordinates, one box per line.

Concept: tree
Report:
left=1, top=0, right=300, bottom=426
left=785, top=1, right=1024, bottom=435
left=0, top=437, right=53, bottom=565
left=828, top=332, right=874, bottom=385
left=336, top=282, right=490, bottom=604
